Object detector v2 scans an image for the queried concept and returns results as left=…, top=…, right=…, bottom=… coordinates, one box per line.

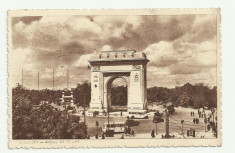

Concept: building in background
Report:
left=60, top=88, right=75, bottom=109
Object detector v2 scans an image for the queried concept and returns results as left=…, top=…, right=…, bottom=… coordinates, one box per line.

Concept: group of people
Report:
left=190, top=111, right=195, bottom=116
left=186, top=129, right=196, bottom=137
left=193, top=118, right=200, bottom=124
left=125, top=126, right=135, bottom=136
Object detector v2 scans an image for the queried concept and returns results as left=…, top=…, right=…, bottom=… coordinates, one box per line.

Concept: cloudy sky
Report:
left=10, top=15, right=217, bottom=89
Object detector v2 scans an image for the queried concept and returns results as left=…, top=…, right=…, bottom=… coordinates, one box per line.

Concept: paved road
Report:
left=84, top=107, right=215, bottom=139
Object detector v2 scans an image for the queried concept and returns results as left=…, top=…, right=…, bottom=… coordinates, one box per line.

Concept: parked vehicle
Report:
left=102, top=122, right=127, bottom=134
left=125, top=119, right=140, bottom=127
left=127, top=110, right=148, bottom=119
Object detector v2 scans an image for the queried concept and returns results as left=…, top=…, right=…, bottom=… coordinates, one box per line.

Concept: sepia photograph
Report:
left=8, top=9, right=221, bottom=148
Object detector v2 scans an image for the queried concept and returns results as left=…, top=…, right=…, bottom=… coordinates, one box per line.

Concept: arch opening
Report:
left=107, top=77, right=128, bottom=112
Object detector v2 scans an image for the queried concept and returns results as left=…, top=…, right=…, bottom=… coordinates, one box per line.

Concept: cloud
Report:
left=144, top=41, right=178, bottom=67
left=10, top=15, right=217, bottom=89
left=12, top=16, right=42, bottom=25
left=76, top=52, right=96, bottom=67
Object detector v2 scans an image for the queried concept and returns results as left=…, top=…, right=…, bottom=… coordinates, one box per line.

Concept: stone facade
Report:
left=88, top=50, right=149, bottom=112
left=60, top=88, right=75, bottom=108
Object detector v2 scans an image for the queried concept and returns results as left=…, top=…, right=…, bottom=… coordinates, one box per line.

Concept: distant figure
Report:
left=128, top=127, right=131, bottom=134
left=193, top=118, right=196, bottom=124
left=196, top=118, right=199, bottom=124
left=121, top=134, right=125, bottom=139
left=121, top=111, right=122, bottom=116
left=207, top=124, right=211, bottom=131
left=192, top=112, right=194, bottom=116
left=151, top=130, right=155, bottom=138
left=199, top=114, right=201, bottom=118
left=132, top=130, right=135, bottom=136
left=190, top=111, right=193, bottom=116
left=125, top=127, right=128, bottom=134
left=193, top=129, right=196, bottom=137
left=187, top=130, right=190, bottom=137
left=198, top=109, right=200, bottom=114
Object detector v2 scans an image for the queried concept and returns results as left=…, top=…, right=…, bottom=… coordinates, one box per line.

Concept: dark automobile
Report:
left=153, top=116, right=164, bottom=123
left=125, top=119, right=140, bottom=127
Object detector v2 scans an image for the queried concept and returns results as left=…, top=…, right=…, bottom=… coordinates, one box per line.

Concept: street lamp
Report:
left=181, top=120, right=184, bottom=136
left=204, top=117, right=208, bottom=132
left=96, top=121, right=99, bottom=139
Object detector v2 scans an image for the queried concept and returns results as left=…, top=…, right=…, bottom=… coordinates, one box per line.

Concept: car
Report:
left=125, top=119, right=140, bottom=127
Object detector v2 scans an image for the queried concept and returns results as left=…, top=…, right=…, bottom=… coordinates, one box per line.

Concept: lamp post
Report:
left=181, top=120, right=184, bottom=137
left=204, top=118, right=207, bottom=132
left=83, top=94, right=87, bottom=138
left=96, top=121, right=99, bottom=139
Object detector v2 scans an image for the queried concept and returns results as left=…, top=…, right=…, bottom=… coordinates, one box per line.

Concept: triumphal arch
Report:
left=88, top=50, right=149, bottom=112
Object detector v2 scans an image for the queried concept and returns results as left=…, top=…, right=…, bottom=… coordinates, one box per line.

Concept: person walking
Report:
left=151, top=130, right=155, bottom=138
left=207, top=124, right=211, bottom=131
left=196, top=118, right=199, bottom=124
left=128, top=127, right=131, bottom=134
left=191, top=111, right=193, bottom=116
left=193, top=129, right=196, bottom=137
left=132, top=130, right=135, bottom=136
left=193, top=118, right=196, bottom=124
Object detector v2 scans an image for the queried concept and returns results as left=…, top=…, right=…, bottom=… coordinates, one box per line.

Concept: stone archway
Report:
left=105, top=75, right=129, bottom=112
left=88, top=50, right=149, bottom=112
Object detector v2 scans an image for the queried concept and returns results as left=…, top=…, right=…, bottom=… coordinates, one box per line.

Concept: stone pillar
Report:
left=89, top=69, right=103, bottom=112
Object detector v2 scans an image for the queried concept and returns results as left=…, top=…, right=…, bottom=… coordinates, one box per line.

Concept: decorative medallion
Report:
left=134, top=73, right=139, bottom=82
left=93, top=74, right=98, bottom=82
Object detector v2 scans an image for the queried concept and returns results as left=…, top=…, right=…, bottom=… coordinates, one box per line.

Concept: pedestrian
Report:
left=102, top=133, right=105, bottom=139
left=207, top=124, right=211, bottom=131
left=151, top=130, right=155, bottom=138
left=125, top=127, right=128, bottom=134
left=187, top=130, right=190, bottom=137
left=190, top=111, right=193, bottom=116
left=198, top=108, right=200, bottom=114
left=193, top=129, right=196, bottom=137
left=132, top=130, right=135, bottom=136
left=128, top=127, right=131, bottom=134
left=196, top=118, right=199, bottom=124
left=193, top=118, right=196, bottom=124
left=121, top=134, right=125, bottom=139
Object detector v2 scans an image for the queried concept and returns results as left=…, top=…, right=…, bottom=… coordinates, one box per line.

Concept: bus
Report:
left=102, top=122, right=127, bottom=133
left=127, top=110, right=148, bottom=119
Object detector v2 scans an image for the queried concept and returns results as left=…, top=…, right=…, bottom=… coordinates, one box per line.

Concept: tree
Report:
left=12, top=87, right=86, bottom=139
left=111, top=85, right=127, bottom=106
left=74, top=81, right=91, bottom=106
